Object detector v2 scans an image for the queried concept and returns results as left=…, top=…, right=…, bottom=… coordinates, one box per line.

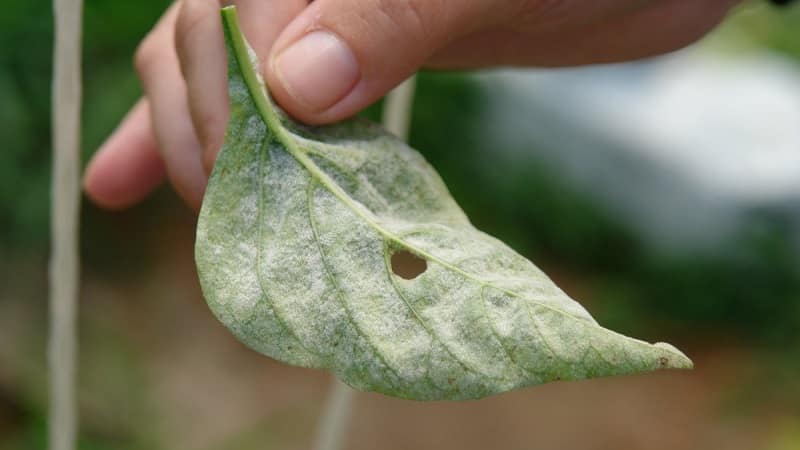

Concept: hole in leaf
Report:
left=391, top=250, right=427, bottom=280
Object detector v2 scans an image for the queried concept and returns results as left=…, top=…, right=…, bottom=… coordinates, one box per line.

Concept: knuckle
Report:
left=511, top=0, right=580, bottom=30
left=134, top=35, right=160, bottom=76
left=200, top=113, right=226, bottom=152
left=374, top=0, right=438, bottom=42
left=174, top=0, right=211, bottom=53
left=192, top=106, right=222, bottom=142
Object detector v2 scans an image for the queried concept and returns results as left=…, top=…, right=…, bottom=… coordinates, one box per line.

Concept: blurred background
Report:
left=2, top=1, right=800, bottom=449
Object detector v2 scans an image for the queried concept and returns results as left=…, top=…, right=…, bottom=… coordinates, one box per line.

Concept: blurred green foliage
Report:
left=2, top=1, right=800, bottom=449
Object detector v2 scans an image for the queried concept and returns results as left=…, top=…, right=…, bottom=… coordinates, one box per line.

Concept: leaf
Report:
left=195, top=6, right=692, bottom=401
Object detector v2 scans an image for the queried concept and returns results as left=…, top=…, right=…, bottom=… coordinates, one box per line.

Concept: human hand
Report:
left=83, top=0, right=739, bottom=211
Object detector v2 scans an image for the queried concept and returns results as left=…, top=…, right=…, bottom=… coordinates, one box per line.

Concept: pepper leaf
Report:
left=195, top=6, right=692, bottom=401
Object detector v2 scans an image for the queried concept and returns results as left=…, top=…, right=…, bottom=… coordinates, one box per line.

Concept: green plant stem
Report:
left=310, top=75, right=418, bottom=450
left=50, top=0, right=82, bottom=449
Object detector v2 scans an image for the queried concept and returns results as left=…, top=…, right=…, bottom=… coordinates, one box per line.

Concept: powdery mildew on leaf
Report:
left=195, top=6, right=693, bottom=401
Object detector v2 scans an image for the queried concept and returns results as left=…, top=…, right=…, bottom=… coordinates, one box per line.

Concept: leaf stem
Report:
left=50, top=0, right=83, bottom=449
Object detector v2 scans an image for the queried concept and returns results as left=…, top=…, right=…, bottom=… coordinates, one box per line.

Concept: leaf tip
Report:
left=653, top=342, right=694, bottom=370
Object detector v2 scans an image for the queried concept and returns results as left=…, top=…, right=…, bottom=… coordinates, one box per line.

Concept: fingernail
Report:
left=273, top=31, right=360, bottom=113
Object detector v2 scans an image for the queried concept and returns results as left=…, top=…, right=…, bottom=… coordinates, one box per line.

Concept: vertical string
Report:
left=311, top=379, right=356, bottom=450
left=382, top=76, right=417, bottom=138
left=310, top=75, right=418, bottom=450
left=50, top=0, right=83, bottom=449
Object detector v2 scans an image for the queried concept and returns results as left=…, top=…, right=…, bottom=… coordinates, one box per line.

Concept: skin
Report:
left=83, top=0, right=740, bottom=211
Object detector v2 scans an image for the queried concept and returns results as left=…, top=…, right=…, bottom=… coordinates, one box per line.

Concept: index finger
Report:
left=175, top=0, right=309, bottom=173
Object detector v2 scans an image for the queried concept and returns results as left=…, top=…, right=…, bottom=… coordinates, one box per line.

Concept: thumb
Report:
left=265, top=0, right=498, bottom=124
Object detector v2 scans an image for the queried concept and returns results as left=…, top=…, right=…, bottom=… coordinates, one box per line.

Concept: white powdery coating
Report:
left=194, top=19, right=693, bottom=401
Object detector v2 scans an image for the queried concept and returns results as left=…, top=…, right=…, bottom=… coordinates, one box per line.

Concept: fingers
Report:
left=266, top=0, right=505, bottom=124
left=174, top=0, right=228, bottom=172
left=263, top=0, right=672, bottom=124
left=89, top=0, right=309, bottom=212
left=135, top=3, right=208, bottom=211
left=88, top=0, right=737, bottom=213
left=83, top=99, right=166, bottom=210
left=174, top=0, right=307, bottom=170
left=561, top=0, right=739, bottom=64
left=428, top=0, right=739, bottom=68
left=508, top=0, right=661, bottom=33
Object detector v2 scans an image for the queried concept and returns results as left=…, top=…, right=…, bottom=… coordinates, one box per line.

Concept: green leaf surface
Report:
left=195, top=6, right=692, bottom=401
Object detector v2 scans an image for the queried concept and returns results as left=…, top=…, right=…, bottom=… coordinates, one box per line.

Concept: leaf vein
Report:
left=382, top=245, right=494, bottom=381
left=477, top=285, right=530, bottom=378
left=306, top=180, right=403, bottom=384
left=255, top=140, right=320, bottom=359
